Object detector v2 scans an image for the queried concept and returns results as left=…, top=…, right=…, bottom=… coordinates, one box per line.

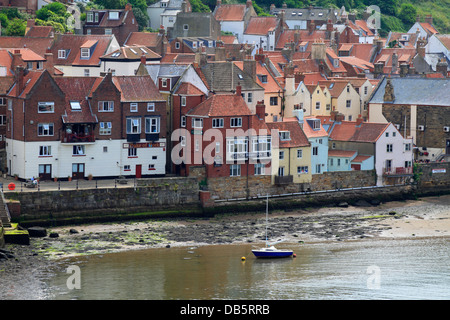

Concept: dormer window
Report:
left=279, top=131, right=290, bottom=141
left=87, top=12, right=93, bottom=22
left=109, top=11, right=119, bottom=20
left=58, top=49, right=67, bottom=59
left=81, top=48, right=90, bottom=59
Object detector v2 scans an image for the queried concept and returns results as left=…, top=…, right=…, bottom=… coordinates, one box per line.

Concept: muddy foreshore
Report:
left=1, top=195, right=449, bottom=299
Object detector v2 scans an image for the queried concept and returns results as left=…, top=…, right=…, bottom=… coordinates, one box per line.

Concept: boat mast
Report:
left=265, top=194, right=268, bottom=247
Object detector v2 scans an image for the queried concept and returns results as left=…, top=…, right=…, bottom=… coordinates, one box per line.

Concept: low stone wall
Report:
left=416, top=162, right=450, bottom=195
left=5, top=177, right=201, bottom=222
left=207, top=170, right=376, bottom=200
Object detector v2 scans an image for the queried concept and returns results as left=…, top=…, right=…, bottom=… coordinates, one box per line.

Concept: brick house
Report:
left=5, top=67, right=166, bottom=180
left=175, top=88, right=272, bottom=179
left=83, top=3, right=139, bottom=46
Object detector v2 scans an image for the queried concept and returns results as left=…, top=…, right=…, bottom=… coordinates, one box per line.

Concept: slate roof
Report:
left=200, top=62, right=263, bottom=92
left=369, top=77, right=450, bottom=106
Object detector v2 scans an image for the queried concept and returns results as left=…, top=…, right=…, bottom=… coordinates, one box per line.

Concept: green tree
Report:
left=190, top=0, right=210, bottom=13
left=5, top=18, right=26, bottom=36
left=132, top=7, right=149, bottom=31
left=399, top=3, right=417, bottom=27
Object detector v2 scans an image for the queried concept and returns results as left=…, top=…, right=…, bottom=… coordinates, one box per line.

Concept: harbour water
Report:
left=43, top=237, right=449, bottom=300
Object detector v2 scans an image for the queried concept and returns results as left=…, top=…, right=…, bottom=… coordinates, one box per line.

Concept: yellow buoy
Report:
left=241, top=256, right=246, bottom=261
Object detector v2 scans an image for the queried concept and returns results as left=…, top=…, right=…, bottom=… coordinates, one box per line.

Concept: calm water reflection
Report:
left=45, top=238, right=449, bottom=300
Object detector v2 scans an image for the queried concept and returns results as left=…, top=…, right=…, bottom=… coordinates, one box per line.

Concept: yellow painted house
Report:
left=306, top=84, right=331, bottom=117
left=267, top=116, right=312, bottom=185
left=319, top=80, right=361, bottom=121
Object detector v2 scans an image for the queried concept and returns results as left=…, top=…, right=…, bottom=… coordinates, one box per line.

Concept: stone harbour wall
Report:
left=5, top=177, right=200, bottom=223
left=207, top=170, right=376, bottom=200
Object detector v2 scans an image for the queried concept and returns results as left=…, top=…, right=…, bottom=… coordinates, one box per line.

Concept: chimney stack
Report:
left=436, top=58, right=448, bottom=77
left=14, top=65, right=25, bottom=96
left=425, top=14, right=433, bottom=25
left=356, top=114, right=363, bottom=126
left=256, top=100, right=266, bottom=120
left=12, top=49, right=23, bottom=70
left=243, top=56, right=256, bottom=80
left=141, top=53, right=146, bottom=65
left=44, top=47, right=54, bottom=73
left=236, top=83, right=242, bottom=97
left=125, top=3, right=132, bottom=11
left=246, top=0, right=252, bottom=8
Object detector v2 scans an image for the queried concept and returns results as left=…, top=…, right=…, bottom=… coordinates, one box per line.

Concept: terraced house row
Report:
left=0, top=0, right=449, bottom=190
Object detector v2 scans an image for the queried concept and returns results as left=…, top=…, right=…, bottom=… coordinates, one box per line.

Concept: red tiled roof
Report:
left=174, top=82, right=204, bottom=96
left=245, top=17, right=279, bottom=35
left=303, top=116, right=328, bottom=138
left=352, top=155, right=372, bottom=162
left=266, top=119, right=310, bottom=148
left=112, top=75, right=165, bottom=102
left=52, top=34, right=114, bottom=67
left=6, top=48, right=45, bottom=61
left=125, top=32, right=162, bottom=48
left=328, top=149, right=357, bottom=158
left=7, top=70, right=43, bottom=99
left=25, top=26, right=54, bottom=38
left=214, top=4, right=246, bottom=21
left=55, top=77, right=98, bottom=124
left=420, top=23, right=438, bottom=35
left=329, top=121, right=389, bottom=143
left=0, top=37, right=53, bottom=56
left=187, top=93, right=251, bottom=117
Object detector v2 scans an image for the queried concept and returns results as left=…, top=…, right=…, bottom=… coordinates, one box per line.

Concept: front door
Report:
left=39, top=164, right=52, bottom=180
left=72, top=163, right=85, bottom=179
left=136, top=164, right=142, bottom=178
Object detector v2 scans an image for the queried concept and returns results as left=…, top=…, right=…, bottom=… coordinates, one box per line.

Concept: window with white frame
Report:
left=181, top=96, right=186, bottom=106
left=145, top=117, right=160, bottom=133
left=87, top=12, right=93, bottom=22
left=98, top=101, right=114, bottom=112
left=58, top=49, right=67, bottom=59
left=105, top=28, right=112, bottom=35
left=405, top=143, right=411, bottom=151
left=38, top=123, right=54, bottom=136
left=315, top=101, right=320, bottom=110
left=279, top=150, right=284, bottom=160
left=147, top=103, right=155, bottom=112
left=39, top=146, right=51, bottom=156
left=212, top=118, right=224, bottom=128
left=38, top=102, right=54, bottom=113
left=126, top=117, right=141, bottom=134
left=247, top=92, right=252, bottom=103
left=254, top=163, right=265, bottom=175
left=230, top=164, right=241, bottom=176
left=99, top=122, right=112, bottom=135
left=0, top=115, right=6, bottom=125
left=0, top=97, right=5, bottom=105
left=181, top=116, right=186, bottom=127
left=297, top=149, right=302, bottom=158
left=81, top=48, right=90, bottom=59
left=386, top=144, right=393, bottom=152
left=130, top=103, right=138, bottom=112
left=227, top=137, right=248, bottom=159
left=279, top=131, right=290, bottom=140
left=297, top=166, right=308, bottom=174
left=230, top=117, right=242, bottom=127
left=109, top=11, right=119, bottom=20
left=192, top=118, right=203, bottom=128
left=73, top=145, right=85, bottom=156
left=84, top=69, right=90, bottom=76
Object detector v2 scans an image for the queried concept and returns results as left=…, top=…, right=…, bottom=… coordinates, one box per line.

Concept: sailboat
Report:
left=251, top=195, right=294, bottom=258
